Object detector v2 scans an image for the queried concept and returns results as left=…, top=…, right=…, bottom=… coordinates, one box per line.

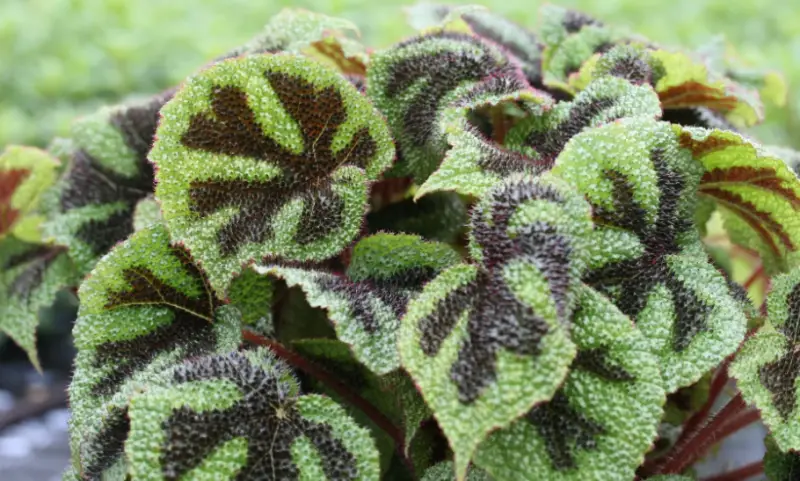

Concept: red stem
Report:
left=676, top=361, right=731, bottom=445
left=655, top=393, right=748, bottom=475
left=700, top=460, right=764, bottom=481
left=242, top=330, right=416, bottom=475
left=743, top=265, right=764, bottom=291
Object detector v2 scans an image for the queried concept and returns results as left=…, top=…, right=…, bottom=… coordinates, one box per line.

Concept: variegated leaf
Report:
left=0, top=145, right=60, bottom=242
left=551, top=118, right=747, bottom=392
left=367, top=29, right=517, bottom=182
left=152, top=54, right=394, bottom=295
left=43, top=88, right=175, bottom=275
left=474, top=284, right=665, bottom=481
left=399, top=175, right=592, bottom=478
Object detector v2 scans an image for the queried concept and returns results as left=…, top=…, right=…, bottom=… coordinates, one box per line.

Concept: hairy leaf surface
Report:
left=399, top=175, right=592, bottom=477
left=152, top=54, right=394, bottom=295
left=474, top=285, right=665, bottom=481
left=0, top=145, right=60, bottom=242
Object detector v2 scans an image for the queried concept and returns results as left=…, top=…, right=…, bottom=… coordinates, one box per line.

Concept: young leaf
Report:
left=124, top=349, right=380, bottom=480
left=677, top=126, right=800, bottom=273
left=152, top=54, right=394, bottom=295
left=731, top=267, right=800, bottom=452
left=399, top=175, right=593, bottom=478
left=0, top=238, right=74, bottom=369
left=474, top=285, right=665, bottom=481
left=367, top=30, right=516, bottom=182
left=0, top=145, right=60, bottom=242
left=43, top=88, right=175, bottom=274
left=256, top=235, right=454, bottom=375
left=235, top=8, right=368, bottom=76
left=538, top=6, right=621, bottom=92
left=764, top=434, right=800, bottom=481
left=552, top=118, right=747, bottom=392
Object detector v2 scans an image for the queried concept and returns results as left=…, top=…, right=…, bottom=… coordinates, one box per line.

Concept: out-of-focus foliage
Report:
left=2, top=0, right=798, bottom=149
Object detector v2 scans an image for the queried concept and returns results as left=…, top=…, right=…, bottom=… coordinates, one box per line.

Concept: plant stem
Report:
left=743, top=264, right=764, bottom=291
left=242, top=330, right=416, bottom=476
left=675, top=360, right=731, bottom=446
left=700, top=460, right=764, bottom=481
left=654, top=393, right=751, bottom=475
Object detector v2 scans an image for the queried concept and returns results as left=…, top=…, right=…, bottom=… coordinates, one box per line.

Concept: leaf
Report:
left=152, top=54, right=394, bottom=296
left=256, top=264, right=404, bottom=375
left=235, top=8, right=368, bottom=76
left=677, top=126, right=800, bottom=273
left=406, top=4, right=545, bottom=88
left=366, top=191, right=468, bottom=244
left=538, top=6, right=621, bottom=92
left=227, top=266, right=275, bottom=337
left=646, top=477, right=696, bottom=481
left=131, top=195, right=163, bottom=232
left=122, top=348, right=380, bottom=480
left=367, top=30, right=517, bottom=182
left=43, top=88, right=175, bottom=275
left=0, top=145, right=60, bottom=242
left=420, top=461, right=491, bottom=481
left=346, top=232, right=461, bottom=288
left=67, top=223, right=244, bottom=477
left=399, top=175, right=593, bottom=478
left=0, top=237, right=75, bottom=369
left=764, top=434, right=800, bottom=481
left=417, top=71, right=661, bottom=200
left=474, top=285, right=665, bottom=481
left=731, top=267, right=800, bottom=452
left=552, top=118, right=747, bottom=392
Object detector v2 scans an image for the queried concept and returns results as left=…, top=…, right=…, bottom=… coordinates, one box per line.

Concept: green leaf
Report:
left=256, top=264, right=403, bottom=375
left=646, top=477, right=696, bottom=481
left=236, top=8, right=368, bottom=76
left=131, top=195, right=163, bottom=232
left=474, top=285, right=665, bottom=481
left=406, top=4, right=545, bottom=88
left=227, top=266, right=274, bottom=336
left=67, top=223, right=244, bottom=477
left=43, top=88, right=175, bottom=275
left=538, top=6, right=622, bottom=92
left=367, top=29, right=515, bottom=182
left=347, top=232, right=461, bottom=287
left=0, top=145, right=60, bottom=242
left=0, top=237, right=75, bottom=370
left=731, top=266, right=800, bottom=452
left=399, top=175, right=593, bottom=478
left=764, top=434, right=800, bottom=481
left=552, top=118, right=747, bottom=392
left=677, top=126, right=800, bottom=274
left=366, top=191, right=468, bottom=244
left=152, top=54, right=394, bottom=296
left=121, top=348, right=381, bottom=480
left=420, top=461, right=491, bottom=481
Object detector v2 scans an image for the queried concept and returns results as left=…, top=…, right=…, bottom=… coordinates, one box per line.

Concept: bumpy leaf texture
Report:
left=43, top=88, right=175, bottom=275
left=0, top=145, right=60, bottom=242
left=152, top=54, right=394, bottom=295
left=731, top=267, right=800, bottom=452
left=551, top=118, right=747, bottom=392
left=399, top=175, right=593, bottom=478
left=233, top=8, right=368, bottom=77
left=367, top=29, right=517, bottom=182
left=67, top=224, right=243, bottom=479
left=764, top=434, right=800, bottom=481
left=539, top=7, right=770, bottom=127
left=677, top=126, right=800, bottom=274
left=124, top=349, right=380, bottom=480
left=257, top=233, right=459, bottom=374
left=405, top=4, right=545, bottom=89
left=420, top=461, right=491, bottom=481
left=417, top=66, right=663, bottom=199
left=474, top=285, right=665, bottom=481
left=0, top=238, right=74, bottom=369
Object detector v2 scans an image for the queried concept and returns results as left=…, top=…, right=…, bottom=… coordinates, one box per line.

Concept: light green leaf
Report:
left=0, top=145, right=60, bottom=242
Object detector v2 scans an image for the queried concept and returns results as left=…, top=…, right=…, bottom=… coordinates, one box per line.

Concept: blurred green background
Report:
left=1, top=0, right=797, bottom=149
